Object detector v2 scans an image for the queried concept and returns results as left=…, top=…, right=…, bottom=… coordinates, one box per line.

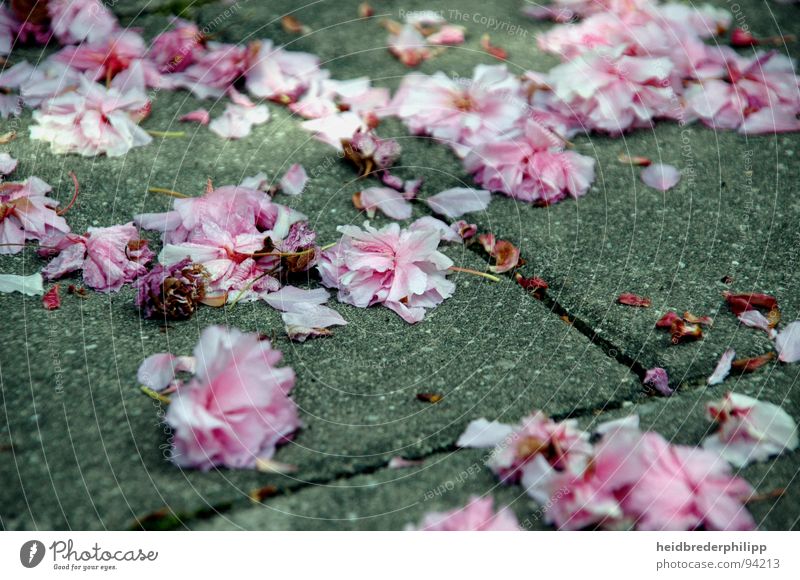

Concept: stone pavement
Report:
left=1, top=0, right=798, bottom=530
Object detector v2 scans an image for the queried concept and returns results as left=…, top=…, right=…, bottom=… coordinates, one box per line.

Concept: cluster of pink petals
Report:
left=49, top=0, right=118, bottom=44
left=148, top=18, right=203, bottom=74
left=465, top=118, right=596, bottom=204
left=703, top=392, right=798, bottom=467
left=0, top=176, right=71, bottom=254
left=460, top=411, right=758, bottom=530
left=138, top=325, right=299, bottom=471
left=41, top=222, right=154, bottom=292
left=317, top=220, right=455, bottom=323
left=410, top=496, right=520, bottom=531
left=458, top=412, right=592, bottom=483
left=135, top=184, right=311, bottom=301
left=30, top=66, right=152, bottom=157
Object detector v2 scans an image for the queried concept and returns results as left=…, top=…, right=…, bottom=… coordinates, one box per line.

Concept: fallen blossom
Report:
left=707, top=348, right=735, bottom=386
left=458, top=412, right=592, bottom=483
left=613, top=432, right=756, bottom=530
left=640, top=163, right=681, bottom=191
left=149, top=18, right=204, bottom=73
left=48, top=0, right=118, bottom=44
left=775, top=321, right=800, bottom=363
left=0, top=176, right=71, bottom=254
left=731, top=352, right=775, bottom=374
left=478, top=234, right=521, bottom=274
left=317, top=220, right=455, bottom=324
left=42, top=222, right=154, bottom=292
left=617, top=292, right=651, bottom=308
left=145, top=325, right=299, bottom=470
left=301, top=111, right=368, bottom=150
left=643, top=367, right=672, bottom=396
left=703, top=392, right=799, bottom=467
left=134, top=258, right=208, bottom=320
left=451, top=220, right=477, bottom=240
left=410, top=496, right=520, bottom=531
left=54, top=30, right=149, bottom=84
left=341, top=129, right=401, bottom=176
left=0, top=271, right=44, bottom=295
left=388, top=24, right=430, bottom=67
left=209, top=102, right=270, bottom=139
left=425, top=188, right=491, bottom=219
left=42, top=284, right=61, bottom=310
left=737, top=310, right=777, bottom=338
left=0, top=152, right=17, bottom=175
left=279, top=163, right=308, bottom=195
left=179, top=109, right=210, bottom=125
left=30, top=71, right=152, bottom=157
left=282, top=303, right=347, bottom=342
left=172, top=41, right=251, bottom=99
left=245, top=40, right=320, bottom=103
left=407, top=216, right=461, bottom=243
left=354, top=187, right=413, bottom=220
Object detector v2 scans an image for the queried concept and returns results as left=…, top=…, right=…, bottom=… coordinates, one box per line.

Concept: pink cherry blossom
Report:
left=246, top=39, right=321, bottom=102
left=42, top=222, right=154, bottom=292
left=146, top=325, right=300, bottom=470
left=703, top=392, right=798, bottom=468
left=0, top=176, right=71, bottom=254
left=465, top=118, right=596, bottom=205
left=387, top=24, right=430, bottom=67
left=317, top=220, right=455, bottom=323
left=707, top=348, right=735, bottom=386
left=411, top=496, right=520, bottom=531
left=775, top=321, right=800, bottom=363
left=459, top=411, right=592, bottom=483
left=29, top=70, right=152, bottom=157
left=48, top=0, right=117, bottom=45
left=610, top=432, right=756, bottom=530
left=737, top=310, right=777, bottom=338
left=172, top=42, right=251, bottom=99
left=209, top=101, right=270, bottom=139
left=279, top=163, right=308, bottom=195
left=149, top=19, right=203, bottom=74
left=425, top=187, right=491, bottom=219
left=388, top=65, right=526, bottom=156
left=641, top=163, right=681, bottom=192
left=54, top=31, right=150, bottom=84
left=548, top=48, right=680, bottom=134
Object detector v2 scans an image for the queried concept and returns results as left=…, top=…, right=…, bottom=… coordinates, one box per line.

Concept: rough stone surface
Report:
left=1, top=0, right=798, bottom=530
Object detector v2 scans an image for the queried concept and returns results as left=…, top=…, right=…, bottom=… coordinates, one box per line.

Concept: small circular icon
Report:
left=20, top=540, right=46, bottom=568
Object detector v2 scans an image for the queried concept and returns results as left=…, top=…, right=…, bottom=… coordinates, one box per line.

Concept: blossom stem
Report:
left=147, top=130, right=186, bottom=138
left=57, top=171, right=80, bottom=216
left=320, top=242, right=337, bottom=251
left=230, top=273, right=269, bottom=307
left=140, top=386, right=171, bottom=404
left=448, top=266, right=500, bottom=282
left=148, top=187, right=189, bottom=198
left=745, top=487, right=785, bottom=503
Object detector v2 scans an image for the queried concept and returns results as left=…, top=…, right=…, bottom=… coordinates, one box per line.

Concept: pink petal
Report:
left=456, top=418, right=514, bottom=448
left=0, top=152, right=17, bottom=175
left=388, top=456, right=425, bottom=469
left=358, top=186, right=413, bottom=220
left=262, top=286, right=330, bottom=311
left=776, top=321, right=800, bottom=363
left=137, top=353, right=196, bottom=391
left=279, top=163, right=308, bottom=196
left=282, top=303, right=347, bottom=342
left=707, top=348, right=735, bottom=386
left=425, top=187, right=491, bottom=219
left=737, top=310, right=776, bottom=338
left=641, top=163, right=681, bottom=191
left=42, top=284, right=61, bottom=310
left=179, top=109, right=211, bottom=125
left=643, top=367, right=672, bottom=396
